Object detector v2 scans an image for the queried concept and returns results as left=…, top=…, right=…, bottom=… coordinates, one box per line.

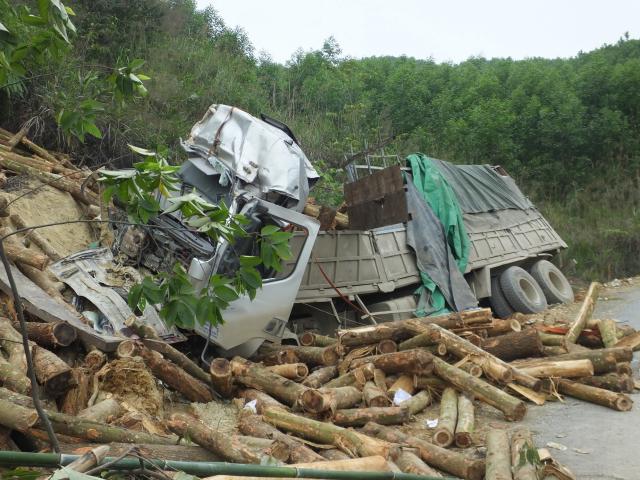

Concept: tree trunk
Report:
left=319, top=449, right=352, bottom=461
left=18, top=321, right=77, bottom=348
left=210, top=358, right=234, bottom=398
left=238, top=388, right=288, bottom=414
left=485, top=429, right=512, bottom=480
left=237, top=413, right=325, bottom=463
left=280, top=346, right=339, bottom=366
left=398, top=332, right=440, bottom=351
left=266, top=363, right=309, bottom=381
left=324, top=363, right=375, bottom=389
left=511, top=347, right=631, bottom=374
left=455, top=395, right=474, bottom=448
left=510, top=427, right=537, bottom=480
left=565, top=282, right=601, bottom=345
left=395, top=450, right=443, bottom=477
left=472, top=356, right=514, bottom=384
left=252, top=347, right=298, bottom=366
left=376, top=339, right=397, bottom=354
left=10, top=213, right=62, bottom=261
left=0, top=227, right=49, bottom=269
left=168, top=414, right=289, bottom=463
left=616, top=362, right=633, bottom=375
left=0, top=398, right=39, bottom=431
left=361, top=422, right=485, bottom=480
left=302, top=365, right=337, bottom=388
left=481, top=329, right=544, bottom=361
left=299, top=332, right=337, bottom=347
left=290, top=456, right=393, bottom=472
left=348, top=349, right=434, bottom=375
left=599, top=319, right=619, bottom=348
left=143, top=338, right=210, bottom=385
left=433, top=387, right=457, bottom=447
left=76, top=398, right=123, bottom=423
left=363, top=381, right=390, bottom=407
left=577, top=373, right=634, bottom=393
left=60, top=368, right=91, bottom=415
left=459, top=362, right=483, bottom=378
left=373, top=368, right=387, bottom=392
left=518, top=359, right=594, bottom=378
left=117, top=340, right=212, bottom=403
left=555, top=379, right=633, bottom=411
left=539, top=332, right=565, bottom=346
left=400, top=390, right=431, bottom=415
left=332, top=406, right=410, bottom=427
left=84, top=348, right=107, bottom=372
left=613, top=330, right=640, bottom=351
left=300, top=386, right=362, bottom=413
left=263, top=406, right=394, bottom=458
left=487, top=319, right=521, bottom=337
left=433, top=357, right=527, bottom=421
left=0, top=355, right=31, bottom=395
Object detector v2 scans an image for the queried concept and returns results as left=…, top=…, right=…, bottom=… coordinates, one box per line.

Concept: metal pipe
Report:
left=0, top=451, right=452, bottom=480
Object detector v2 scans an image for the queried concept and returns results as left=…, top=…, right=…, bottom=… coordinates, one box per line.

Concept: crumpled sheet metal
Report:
left=181, top=104, right=319, bottom=203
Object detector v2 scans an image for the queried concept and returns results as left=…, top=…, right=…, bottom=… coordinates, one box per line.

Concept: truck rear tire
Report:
left=489, top=276, right=516, bottom=319
left=530, top=260, right=574, bottom=305
left=499, top=266, right=547, bottom=314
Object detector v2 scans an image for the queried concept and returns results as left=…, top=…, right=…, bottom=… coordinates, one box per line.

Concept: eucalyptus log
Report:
left=577, top=373, right=634, bottom=393
left=395, top=450, right=443, bottom=477
left=266, top=363, right=309, bottom=381
left=400, top=390, right=431, bottom=415
left=238, top=389, right=288, bottom=414
left=614, top=330, right=640, bottom=351
left=324, top=363, right=375, bottom=389
left=299, top=332, right=337, bottom=347
left=84, top=348, right=107, bottom=372
left=599, top=319, right=619, bottom=348
left=454, top=395, right=474, bottom=448
left=10, top=213, right=62, bottom=261
left=0, top=355, right=31, bottom=395
left=555, top=379, right=633, bottom=411
left=143, top=338, right=210, bottom=385
left=253, top=347, right=298, bottom=366
left=481, top=329, right=544, bottom=361
left=263, top=406, right=394, bottom=458
left=363, top=381, right=390, bottom=407
left=398, top=332, right=440, bottom=350
left=415, top=376, right=448, bottom=391
left=362, top=422, right=485, bottom=480
left=290, top=456, right=393, bottom=472
left=0, top=398, right=39, bottom=431
left=518, top=359, right=594, bottom=378
left=616, top=362, right=633, bottom=375
left=237, top=413, right=325, bottom=463
left=459, top=362, right=483, bottom=377
left=117, top=340, right=212, bottom=403
left=168, top=413, right=289, bottom=463
left=77, top=398, right=123, bottom=423
left=302, top=366, right=338, bottom=388
left=510, top=427, right=537, bottom=480
left=433, top=387, right=457, bottom=447
left=388, top=374, right=415, bottom=396
left=373, top=368, right=387, bottom=392
left=485, top=429, right=512, bottom=480
left=319, top=449, right=352, bottom=461
left=543, top=346, right=568, bottom=356
left=0, top=227, right=49, bottom=269
left=511, top=347, right=631, bottom=374
left=433, top=357, right=526, bottom=421
left=349, top=349, right=434, bottom=375
left=300, top=386, right=362, bottom=413
left=282, top=346, right=339, bottom=366
left=565, top=282, right=601, bottom=345
left=210, top=358, right=234, bottom=398
left=332, top=406, right=410, bottom=427
left=487, top=319, right=521, bottom=337
left=376, top=339, right=398, bottom=354
left=538, top=332, right=565, bottom=346
left=60, top=368, right=90, bottom=415
left=20, top=321, right=76, bottom=348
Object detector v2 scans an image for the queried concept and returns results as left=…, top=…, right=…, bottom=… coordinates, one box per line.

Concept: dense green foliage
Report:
left=2, top=0, right=639, bottom=280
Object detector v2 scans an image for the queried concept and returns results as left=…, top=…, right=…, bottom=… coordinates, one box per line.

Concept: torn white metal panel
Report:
left=181, top=104, right=318, bottom=205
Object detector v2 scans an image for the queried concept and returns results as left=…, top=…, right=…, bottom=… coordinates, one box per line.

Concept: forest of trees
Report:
left=1, top=0, right=639, bottom=280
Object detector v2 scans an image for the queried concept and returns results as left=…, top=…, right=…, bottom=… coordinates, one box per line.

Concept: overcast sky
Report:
left=196, top=0, right=640, bottom=64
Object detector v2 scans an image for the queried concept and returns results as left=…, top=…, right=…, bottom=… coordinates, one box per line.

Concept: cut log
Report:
left=282, top=346, right=339, bottom=366
left=209, top=358, right=234, bottom=398
left=0, top=398, right=39, bottom=431
left=349, top=349, right=434, bottom=375
left=266, top=363, right=309, bottom=381
left=117, top=340, right=212, bottom=403
left=362, top=422, right=485, bottom=480
left=0, top=355, right=31, bottom=395
left=237, top=413, right=325, bottom=463
left=253, top=345, right=299, bottom=366
left=487, top=319, right=521, bottom=337
left=433, top=387, right=457, bottom=447
left=485, top=429, right=511, bottom=480
left=613, top=330, right=640, bottom=351
left=238, top=389, right=288, bottom=414
left=395, top=450, right=443, bottom=477
left=459, top=362, right=483, bottom=378
left=373, top=368, right=387, bottom=392
left=324, top=363, right=375, bottom=389
left=565, top=282, right=601, bottom=345
left=363, top=381, right=390, bottom=407
left=543, top=345, right=568, bottom=356
left=304, top=202, right=349, bottom=229
left=538, top=332, right=565, bottom=346
left=556, top=379, right=633, bottom=411
left=473, top=356, right=514, bottom=384
left=0, top=228, right=49, bottom=269
left=60, top=368, right=91, bottom=415
left=290, top=456, right=392, bottom=472
left=142, top=338, right=211, bottom=385
left=302, top=365, right=338, bottom=388
left=300, top=386, right=362, bottom=413
left=599, top=319, right=619, bottom=348
left=332, top=406, right=410, bottom=427
left=510, top=427, right=537, bottom=480
left=433, top=357, right=526, bottom=421
left=18, top=321, right=77, bottom=348
left=577, top=373, right=634, bottom=393
left=168, top=413, right=289, bottom=463
left=388, top=374, right=415, bottom=397
left=415, top=376, right=447, bottom=391
left=65, top=445, right=110, bottom=473
left=400, top=390, right=431, bottom=415
left=511, top=347, right=631, bottom=374
left=263, top=406, right=394, bottom=458
left=376, top=339, right=398, bottom=354
left=10, top=213, right=62, bottom=261
left=84, top=348, right=107, bottom=372
left=616, top=362, right=633, bottom=375
left=319, top=449, right=352, bottom=461
left=518, top=359, right=595, bottom=378
left=299, top=332, right=337, bottom=347
left=77, top=398, right=123, bottom=423
left=455, top=394, right=474, bottom=448
left=481, top=329, right=544, bottom=361
left=398, top=332, right=440, bottom=351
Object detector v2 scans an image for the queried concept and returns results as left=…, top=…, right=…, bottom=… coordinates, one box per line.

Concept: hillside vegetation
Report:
left=1, top=0, right=639, bottom=280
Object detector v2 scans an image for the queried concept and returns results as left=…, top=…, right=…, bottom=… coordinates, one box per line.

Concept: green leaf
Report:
left=239, top=256, right=261, bottom=267
left=261, top=225, right=280, bottom=236
left=83, top=121, right=102, bottom=139
left=128, top=144, right=156, bottom=156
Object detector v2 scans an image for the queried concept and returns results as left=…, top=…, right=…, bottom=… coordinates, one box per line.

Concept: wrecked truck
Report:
left=113, top=105, right=573, bottom=358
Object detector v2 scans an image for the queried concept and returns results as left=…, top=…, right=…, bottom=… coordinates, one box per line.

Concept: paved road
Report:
left=521, top=283, right=640, bottom=480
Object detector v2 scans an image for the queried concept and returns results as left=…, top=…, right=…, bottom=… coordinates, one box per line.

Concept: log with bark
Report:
left=0, top=227, right=49, bottom=269
left=299, top=332, right=337, bottom=347
left=266, top=363, right=309, bottom=381
left=238, top=389, right=288, bottom=414
left=332, top=406, right=410, bottom=427
left=237, top=413, right=325, bottom=463
left=77, top=398, right=123, bottom=423
left=361, top=422, right=485, bottom=480
left=395, top=450, right=443, bottom=477
left=262, top=406, right=394, bottom=458
left=0, top=355, right=31, bottom=395
left=209, top=358, right=234, bottom=398
left=289, top=456, right=393, bottom=472
left=10, top=213, right=63, bottom=261
left=614, top=330, right=640, bottom=351
left=252, top=347, right=299, bottom=366
left=459, top=362, right=483, bottom=378
left=363, top=381, right=390, bottom=407
left=300, top=386, right=362, bottom=413
left=510, top=427, right=538, bottom=480
left=302, top=365, right=338, bottom=388
left=84, top=348, right=107, bottom=372
left=485, top=429, right=511, bottom=480
left=565, top=282, right=601, bottom=345
left=577, top=373, right=634, bottom=393
left=304, top=202, right=349, bottom=229
left=168, top=413, right=289, bottom=463
left=599, top=319, right=619, bottom=349
left=142, top=338, right=211, bottom=385
left=60, top=368, right=90, bottom=415
left=280, top=346, right=339, bottom=366
left=400, top=390, right=431, bottom=415
left=487, top=319, right=522, bottom=337
left=432, top=357, right=527, bottom=421
left=117, top=340, right=212, bottom=403
left=455, top=394, right=475, bottom=448
left=0, top=398, right=39, bottom=431
left=616, top=362, right=633, bottom=375
left=324, top=363, right=375, bottom=389
left=538, top=331, right=565, bottom=346
left=433, top=387, right=458, bottom=447
left=348, top=349, right=434, bottom=375
left=481, top=329, right=544, bottom=361
left=511, top=347, right=631, bottom=375
left=18, top=321, right=77, bottom=348
left=518, top=359, right=594, bottom=378
left=398, top=331, right=441, bottom=351
left=319, top=449, right=352, bottom=461
left=555, top=379, right=633, bottom=411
